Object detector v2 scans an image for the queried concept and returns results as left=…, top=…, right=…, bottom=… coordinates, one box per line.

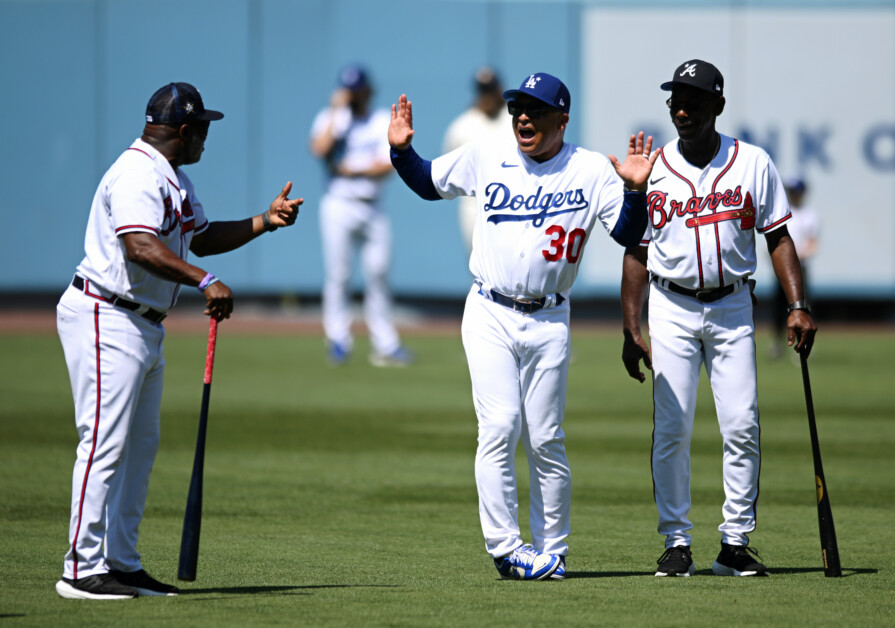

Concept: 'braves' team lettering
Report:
left=388, top=73, right=656, bottom=580
left=56, top=65, right=815, bottom=598
left=622, top=60, right=817, bottom=578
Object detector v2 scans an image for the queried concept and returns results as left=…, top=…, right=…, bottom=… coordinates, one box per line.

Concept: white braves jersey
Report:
left=431, top=141, right=625, bottom=298
left=643, top=134, right=791, bottom=290
left=311, top=106, right=391, bottom=201
left=75, top=138, right=209, bottom=311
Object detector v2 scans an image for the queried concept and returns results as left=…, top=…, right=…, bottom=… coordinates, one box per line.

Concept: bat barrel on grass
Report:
left=178, top=317, right=218, bottom=581
left=799, top=347, right=842, bottom=578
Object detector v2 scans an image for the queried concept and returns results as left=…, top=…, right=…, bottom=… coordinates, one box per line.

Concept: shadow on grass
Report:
left=179, top=584, right=400, bottom=597
left=568, top=567, right=877, bottom=579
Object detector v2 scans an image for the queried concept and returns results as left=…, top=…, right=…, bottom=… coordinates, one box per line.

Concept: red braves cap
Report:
left=661, top=60, right=724, bottom=96
left=145, top=82, right=224, bottom=125
left=503, top=72, right=571, bottom=114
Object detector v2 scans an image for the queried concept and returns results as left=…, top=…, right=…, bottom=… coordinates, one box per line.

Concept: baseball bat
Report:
left=177, top=317, right=219, bottom=581
left=799, top=347, right=842, bottom=577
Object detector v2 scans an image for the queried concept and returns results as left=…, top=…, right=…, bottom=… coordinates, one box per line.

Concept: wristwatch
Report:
left=787, top=299, right=811, bottom=315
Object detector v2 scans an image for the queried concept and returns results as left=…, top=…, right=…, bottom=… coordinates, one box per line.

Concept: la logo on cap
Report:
left=525, top=75, right=541, bottom=89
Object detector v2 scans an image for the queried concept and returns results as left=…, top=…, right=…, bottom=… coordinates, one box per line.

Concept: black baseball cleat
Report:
left=55, top=574, right=139, bottom=600
left=109, top=569, right=180, bottom=596
left=655, top=545, right=695, bottom=577
left=712, top=543, right=769, bottom=576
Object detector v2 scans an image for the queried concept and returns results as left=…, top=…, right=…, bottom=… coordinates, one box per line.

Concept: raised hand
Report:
left=609, top=131, right=658, bottom=191
left=267, top=181, right=303, bottom=229
left=388, top=94, right=415, bottom=150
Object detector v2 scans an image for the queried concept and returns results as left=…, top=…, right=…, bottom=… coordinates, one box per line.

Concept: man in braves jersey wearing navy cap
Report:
left=621, top=60, right=817, bottom=577
left=55, top=82, right=302, bottom=599
left=388, top=73, right=656, bottom=580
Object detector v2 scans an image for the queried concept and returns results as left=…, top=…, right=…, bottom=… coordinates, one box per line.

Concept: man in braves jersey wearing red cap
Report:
left=621, top=60, right=817, bottom=577
left=55, top=82, right=302, bottom=599
left=388, top=72, right=656, bottom=580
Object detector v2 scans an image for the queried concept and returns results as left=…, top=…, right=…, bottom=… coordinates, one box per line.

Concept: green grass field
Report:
left=1, top=322, right=893, bottom=626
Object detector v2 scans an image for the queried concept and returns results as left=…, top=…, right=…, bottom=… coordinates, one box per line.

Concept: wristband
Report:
left=198, top=273, right=220, bottom=292
left=624, top=186, right=646, bottom=194
left=261, top=211, right=278, bottom=232
left=787, top=299, right=811, bottom=314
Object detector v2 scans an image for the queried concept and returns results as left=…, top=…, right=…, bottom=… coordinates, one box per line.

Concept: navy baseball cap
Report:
left=503, top=72, right=571, bottom=114
left=474, top=66, right=501, bottom=93
left=145, top=82, right=223, bottom=125
left=785, top=177, right=807, bottom=194
left=339, top=65, right=370, bottom=91
left=661, top=59, right=724, bottom=96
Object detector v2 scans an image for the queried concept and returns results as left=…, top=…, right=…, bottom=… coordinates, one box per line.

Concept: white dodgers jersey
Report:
left=644, top=134, right=791, bottom=290
left=75, top=138, right=209, bottom=311
left=431, top=140, right=625, bottom=298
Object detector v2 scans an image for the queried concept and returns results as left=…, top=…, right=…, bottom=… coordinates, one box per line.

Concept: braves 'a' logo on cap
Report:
left=525, top=75, right=541, bottom=89
left=680, top=63, right=698, bottom=77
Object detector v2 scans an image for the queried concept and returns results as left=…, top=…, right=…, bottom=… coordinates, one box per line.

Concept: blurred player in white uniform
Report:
left=55, top=82, right=301, bottom=599
left=310, top=65, right=410, bottom=367
left=388, top=73, right=656, bottom=580
left=442, top=67, right=514, bottom=254
left=771, top=177, right=820, bottom=358
left=621, top=60, right=817, bottom=577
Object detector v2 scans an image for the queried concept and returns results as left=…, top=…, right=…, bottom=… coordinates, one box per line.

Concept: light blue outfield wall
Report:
left=0, top=0, right=892, bottom=298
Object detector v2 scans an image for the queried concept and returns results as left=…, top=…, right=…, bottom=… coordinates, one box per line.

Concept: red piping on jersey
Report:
left=72, top=304, right=102, bottom=579
left=115, top=224, right=159, bottom=235
left=709, top=139, right=739, bottom=286
left=126, top=147, right=153, bottom=160
left=659, top=148, right=705, bottom=287
left=758, top=213, right=792, bottom=233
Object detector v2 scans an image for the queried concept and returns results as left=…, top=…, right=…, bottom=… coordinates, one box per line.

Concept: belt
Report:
left=652, top=275, right=745, bottom=303
left=72, top=276, right=167, bottom=323
left=488, top=289, right=565, bottom=314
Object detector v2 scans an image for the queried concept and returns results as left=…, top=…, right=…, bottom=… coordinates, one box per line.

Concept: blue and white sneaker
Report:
left=550, top=556, right=566, bottom=580
left=327, top=342, right=350, bottom=366
left=494, top=544, right=561, bottom=581
left=369, top=346, right=414, bottom=367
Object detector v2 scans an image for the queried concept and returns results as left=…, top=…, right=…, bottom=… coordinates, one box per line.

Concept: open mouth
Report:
left=517, top=127, right=536, bottom=142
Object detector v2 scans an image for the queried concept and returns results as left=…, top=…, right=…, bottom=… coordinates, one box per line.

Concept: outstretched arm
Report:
left=388, top=93, right=441, bottom=201
left=190, top=182, right=302, bottom=256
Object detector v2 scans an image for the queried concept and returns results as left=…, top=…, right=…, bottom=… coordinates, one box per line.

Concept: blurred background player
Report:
left=310, top=65, right=411, bottom=366
left=771, top=177, right=820, bottom=358
left=442, top=67, right=514, bottom=255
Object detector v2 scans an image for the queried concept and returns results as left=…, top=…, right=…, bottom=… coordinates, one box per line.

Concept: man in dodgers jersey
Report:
left=310, top=65, right=411, bottom=367
left=621, top=60, right=817, bottom=577
left=55, top=83, right=302, bottom=599
left=388, top=73, right=657, bottom=579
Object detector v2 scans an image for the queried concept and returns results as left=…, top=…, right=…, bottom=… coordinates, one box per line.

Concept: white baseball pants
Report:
left=461, top=286, right=571, bottom=559
left=320, top=195, right=400, bottom=355
left=648, top=282, right=761, bottom=548
left=56, top=285, right=164, bottom=579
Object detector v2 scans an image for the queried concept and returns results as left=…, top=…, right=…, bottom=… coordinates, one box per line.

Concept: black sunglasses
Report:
left=507, top=101, right=557, bottom=120
left=666, top=97, right=715, bottom=113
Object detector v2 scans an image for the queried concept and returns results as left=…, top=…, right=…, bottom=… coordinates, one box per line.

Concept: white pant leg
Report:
left=320, top=195, right=357, bottom=349
left=360, top=208, right=400, bottom=355
left=518, top=304, right=571, bottom=556
left=105, top=348, right=164, bottom=572
left=703, top=289, right=761, bottom=546
left=57, top=287, right=163, bottom=579
left=462, top=288, right=524, bottom=558
left=648, top=286, right=704, bottom=548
